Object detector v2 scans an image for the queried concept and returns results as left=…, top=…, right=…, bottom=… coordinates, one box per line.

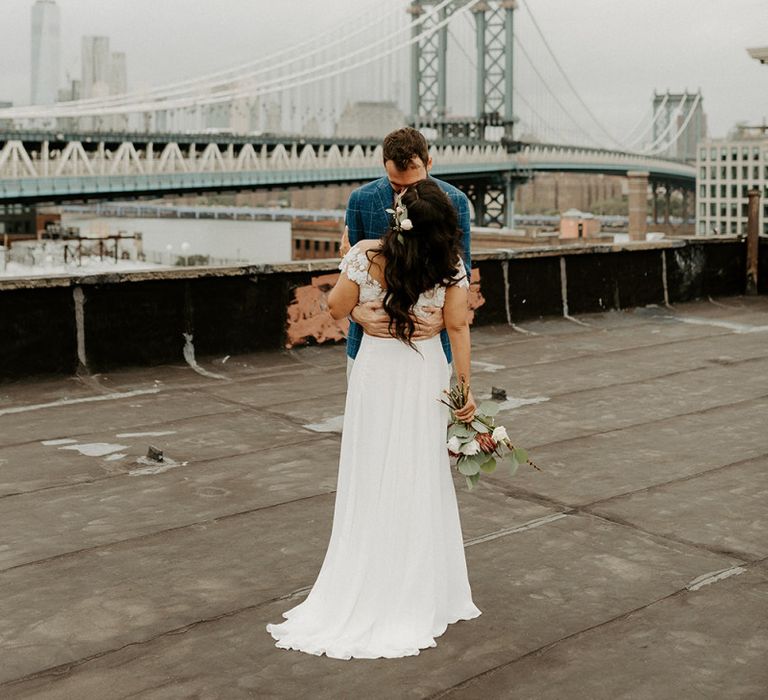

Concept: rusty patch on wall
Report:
left=286, top=272, right=349, bottom=347
left=285, top=268, right=485, bottom=349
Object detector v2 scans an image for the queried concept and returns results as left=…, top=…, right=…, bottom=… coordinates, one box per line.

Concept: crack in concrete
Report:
left=0, top=585, right=308, bottom=691
left=582, top=451, right=768, bottom=509
left=578, top=509, right=756, bottom=563
left=0, top=430, right=330, bottom=502
left=427, top=556, right=768, bottom=699
left=525, top=391, right=768, bottom=452
left=0, top=489, right=336, bottom=575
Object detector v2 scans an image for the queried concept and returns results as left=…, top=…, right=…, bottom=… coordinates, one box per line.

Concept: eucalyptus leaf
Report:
left=471, top=419, right=490, bottom=434
left=465, top=474, right=482, bottom=491
left=480, top=456, right=497, bottom=473
left=508, top=459, right=519, bottom=477
left=513, top=447, right=529, bottom=464
left=448, top=423, right=473, bottom=439
left=458, top=458, right=480, bottom=476
left=463, top=472, right=480, bottom=490
left=478, top=401, right=500, bottom=417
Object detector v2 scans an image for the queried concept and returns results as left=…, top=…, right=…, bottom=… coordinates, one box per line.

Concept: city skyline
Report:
left=0, top=0, right=766, bottom=140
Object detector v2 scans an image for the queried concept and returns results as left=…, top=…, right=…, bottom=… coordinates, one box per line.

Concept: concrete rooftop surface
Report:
left=1, top=296, right=768, bottom=700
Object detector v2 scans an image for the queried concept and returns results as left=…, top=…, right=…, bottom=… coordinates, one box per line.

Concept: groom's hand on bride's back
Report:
left=350, top=301, right=392, bottom=337
left=411, top=306, right=444, bottom=340
left=351, top=302, right=444, bottom=339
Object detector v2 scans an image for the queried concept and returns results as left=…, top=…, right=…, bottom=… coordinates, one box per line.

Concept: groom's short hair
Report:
left=383, top=127, right=430, bottom=171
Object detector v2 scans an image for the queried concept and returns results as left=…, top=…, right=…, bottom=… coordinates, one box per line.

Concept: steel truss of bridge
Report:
left=0, top=131, right=696, bottom=227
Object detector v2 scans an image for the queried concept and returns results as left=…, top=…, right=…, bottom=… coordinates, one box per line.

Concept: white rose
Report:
left=446, top=436, right=461, bottom=452
left=460, top=439, right=480, bottom=456
left=492, top=426, right=509, bottom=442
left=400, top=218, right=413, bottom=231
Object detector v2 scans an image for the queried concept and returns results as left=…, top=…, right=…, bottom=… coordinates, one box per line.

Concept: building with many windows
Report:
left=696, top=126, right=768, bottom=236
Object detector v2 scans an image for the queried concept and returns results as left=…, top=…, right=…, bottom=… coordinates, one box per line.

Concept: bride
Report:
left=266, top=178, right=481, bottom=659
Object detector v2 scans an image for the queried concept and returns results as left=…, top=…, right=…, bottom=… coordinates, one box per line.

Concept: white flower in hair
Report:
left=386, top=190, right=412, bottom=237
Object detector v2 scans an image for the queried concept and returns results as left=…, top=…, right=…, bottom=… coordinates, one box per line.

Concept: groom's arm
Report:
left=342, top=189, right=393, bottom=337
left=457, top=191, right=472, bottom=273
left=344, top=189, right=363, bottom=247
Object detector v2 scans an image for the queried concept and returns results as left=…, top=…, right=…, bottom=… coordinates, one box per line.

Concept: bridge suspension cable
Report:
left=640, top=92, right=689, bottom=152
left=0, top=0, right=417, bottom=119
left=519, top=0, right=625, bottom=150
left=452, top=14, right=574, bottom=144
left=46, top=0, right=402, bottom=111
left=642, top=92, right=702, bottom=155
left=513, top=34, right=605, bottom=148
left=623, top=92, right=670, bottom=150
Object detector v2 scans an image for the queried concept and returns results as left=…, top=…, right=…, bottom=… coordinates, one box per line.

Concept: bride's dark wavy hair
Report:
left=367, top=178, right=465, bottom=347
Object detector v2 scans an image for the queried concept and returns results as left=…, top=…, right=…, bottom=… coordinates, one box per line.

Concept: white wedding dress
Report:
left=266, top=243, right=481, bottom=659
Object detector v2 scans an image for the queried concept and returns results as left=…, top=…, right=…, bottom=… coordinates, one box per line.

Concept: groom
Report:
left=341, top=127, right=472, bottom=373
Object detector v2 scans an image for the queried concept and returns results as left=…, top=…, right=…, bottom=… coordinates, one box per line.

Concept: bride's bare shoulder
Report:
left=356, top=239, right=382, bottom=253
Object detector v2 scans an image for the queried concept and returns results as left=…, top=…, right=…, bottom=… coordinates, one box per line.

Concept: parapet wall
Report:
left=1, top=237, right=765, bottom=380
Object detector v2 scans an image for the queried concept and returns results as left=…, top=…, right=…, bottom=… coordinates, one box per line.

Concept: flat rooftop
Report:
left=1, top=296, right=767, bottom=699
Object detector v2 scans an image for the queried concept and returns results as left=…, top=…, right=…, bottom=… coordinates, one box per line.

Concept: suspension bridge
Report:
left=0, top=0, right=699, bottom=227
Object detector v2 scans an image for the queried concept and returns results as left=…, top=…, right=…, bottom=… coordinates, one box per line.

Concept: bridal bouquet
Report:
left=442, top=382, right=540, bottom=490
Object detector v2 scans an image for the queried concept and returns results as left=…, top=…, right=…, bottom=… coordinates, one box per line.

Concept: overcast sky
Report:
left=1, top=0, right=766, bottom=140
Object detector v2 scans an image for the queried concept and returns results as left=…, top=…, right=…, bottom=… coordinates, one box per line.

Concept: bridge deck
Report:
left=1, top=296, right=767, bottom=698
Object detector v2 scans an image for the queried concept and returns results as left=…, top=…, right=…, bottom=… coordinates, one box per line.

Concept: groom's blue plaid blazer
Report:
left=344, top=175, right=472, bottom=364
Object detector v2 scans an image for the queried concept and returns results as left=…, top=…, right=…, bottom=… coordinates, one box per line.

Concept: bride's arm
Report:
left=328, top=273, right=360, bottom=320
left=444, top=284, right=477, bottom=421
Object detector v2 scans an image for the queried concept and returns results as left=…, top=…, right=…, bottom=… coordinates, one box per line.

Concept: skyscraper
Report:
left=109, top=52, right=127, bottom=95
left=30, top=0, right=61, bottom=105
left=81, top=36, right=111, bottom=99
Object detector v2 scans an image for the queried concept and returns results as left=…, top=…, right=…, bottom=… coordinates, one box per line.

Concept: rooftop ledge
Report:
left=0, top=237, right=735, bottom=291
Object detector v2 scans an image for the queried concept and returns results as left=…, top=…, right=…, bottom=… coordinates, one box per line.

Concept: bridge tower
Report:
left=408, top=0, right=521, bottom=228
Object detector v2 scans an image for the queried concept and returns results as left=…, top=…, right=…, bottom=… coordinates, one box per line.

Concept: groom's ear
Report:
left=426, top=155, right=433, bottom=171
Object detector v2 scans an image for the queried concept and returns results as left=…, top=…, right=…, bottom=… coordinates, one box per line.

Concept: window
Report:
left=721, top=149, right=727, bottom=161
left=294, top=239, right=301, bottom=250
left=731, top=185, right=738, bottom=198
left=721, top=166, right=727, bottom=178
left=700, top=147, right=707, bottom=160
left=720, top=184, right=726, bottom=197
left=710, top=166, right=717, bottom=178
left=710, top=184, right=716, bottom=197
left=710, top=147, right=717, bottom=160
left=731, top=166, right=737, bottom=179
left=313, top=240, right=320, bottom=252
left=710, top=202, right=716, bottom=216
left=730, top=221, right=738, bottom=234
left=303, top=239, right=310, bottom=250
left=753, top=166, right=759, bottom=179
left=742, top=147, right=749, bottom=160
left=730, top=204, right=738, bottom=218
left=742, top=166, right=748, bottom=179
left=323, top=241, right=330, bottom=252
left=753, top=147, right=760, bottom=160
left=700, top=203, right=706, bottom=216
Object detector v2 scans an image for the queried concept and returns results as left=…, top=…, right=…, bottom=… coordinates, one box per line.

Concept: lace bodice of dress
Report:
left=339, top=243, right=469, bottom=319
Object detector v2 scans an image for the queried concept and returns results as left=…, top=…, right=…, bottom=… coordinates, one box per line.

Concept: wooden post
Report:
left=746, top=188, right=760, bottom=295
